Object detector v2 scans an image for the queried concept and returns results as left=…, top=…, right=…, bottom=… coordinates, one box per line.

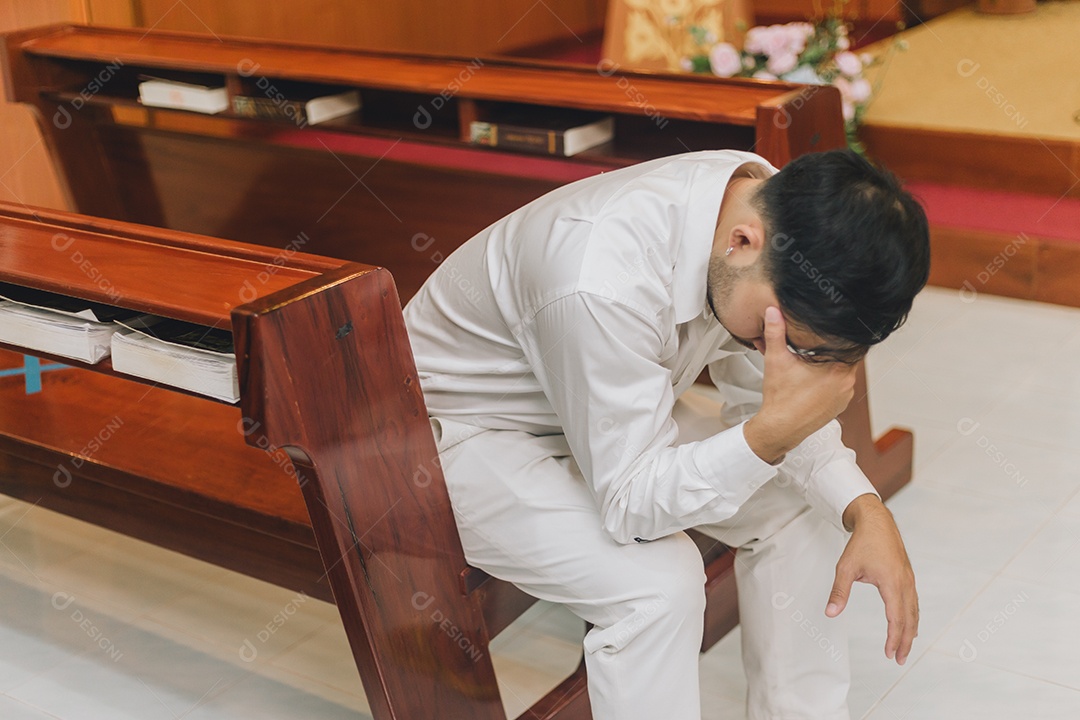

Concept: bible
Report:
left=111, top=318, right=240, bottom=403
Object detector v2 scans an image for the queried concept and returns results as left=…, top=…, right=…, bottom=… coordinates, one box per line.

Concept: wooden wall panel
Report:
left=0, top=104, right=72, bottom=211
left=1034, top=241, right=1080, bottom=308
left=927, top=225, right=1037, bottom=302
left=84, top=0, right=136, bottom=25
left=127, top=0, right=608, bottom=56
left=860, top=123, right=1080, bottom=199
left=0, top=0, right=101, bottom=211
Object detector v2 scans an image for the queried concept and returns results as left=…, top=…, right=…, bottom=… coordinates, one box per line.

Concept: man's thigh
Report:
left=431, top=416, right=706, bottom=628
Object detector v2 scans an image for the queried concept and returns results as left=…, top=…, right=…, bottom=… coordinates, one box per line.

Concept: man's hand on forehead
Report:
left=743, top=306, right=857, bottom=465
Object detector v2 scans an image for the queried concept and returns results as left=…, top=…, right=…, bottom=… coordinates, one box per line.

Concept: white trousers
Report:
left=433, top=391, right=852, bottom=720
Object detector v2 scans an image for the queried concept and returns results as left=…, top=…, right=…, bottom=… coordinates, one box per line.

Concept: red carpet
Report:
left=906, top=181, right=1080, bottom=244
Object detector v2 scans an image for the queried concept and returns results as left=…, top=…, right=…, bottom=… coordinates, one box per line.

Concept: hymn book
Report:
left=0, top=283, right=154, bottom=363
left=111, top=318, right=240, bottom=403
left=138, top=76, right=229, bottom=114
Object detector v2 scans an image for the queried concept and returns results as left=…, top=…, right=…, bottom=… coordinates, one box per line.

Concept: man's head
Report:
left=707, top=149, right=930, bottom=363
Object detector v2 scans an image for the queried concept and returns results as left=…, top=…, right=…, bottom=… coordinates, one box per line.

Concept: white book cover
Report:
left=305, top=89, right=361, bottom=124
left=0, top=301, right=118, bottom=363
left=138, top=79, right=229, bottom=114
left=562, top=116, right=615, bottom=156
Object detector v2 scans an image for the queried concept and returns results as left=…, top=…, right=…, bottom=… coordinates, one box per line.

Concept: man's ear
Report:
left=724, top=222, right=767, bottom=268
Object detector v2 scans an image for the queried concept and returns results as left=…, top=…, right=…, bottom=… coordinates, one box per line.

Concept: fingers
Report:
left=762, top=305, right=785, bottom=354
left=825, top=561, right=854, bottom=618
left=880, top=581, right=919, bottom=665
left=896, top=587, right=920, bottom=665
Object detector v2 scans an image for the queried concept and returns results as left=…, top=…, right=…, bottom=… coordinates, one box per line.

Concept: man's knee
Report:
left=585, top=532, right=707, bottom=655
left=657, top=531, right=709, bottom=615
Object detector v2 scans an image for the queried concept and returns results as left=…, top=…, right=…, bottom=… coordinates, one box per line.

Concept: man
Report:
left=403, top=148, right=930, bottom=720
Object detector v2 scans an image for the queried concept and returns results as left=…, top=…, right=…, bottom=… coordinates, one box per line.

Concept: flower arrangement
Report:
left=683, top=14, right=906, bottom=155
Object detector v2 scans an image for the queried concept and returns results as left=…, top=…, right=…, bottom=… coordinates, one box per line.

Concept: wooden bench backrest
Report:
left=2, top=23, right=846, bottom=302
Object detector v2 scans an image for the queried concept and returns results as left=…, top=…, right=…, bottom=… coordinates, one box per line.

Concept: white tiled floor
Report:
left=1, top=286, right=1078, bottom=718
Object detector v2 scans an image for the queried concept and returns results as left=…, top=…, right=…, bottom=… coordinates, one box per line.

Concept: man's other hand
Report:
left=828, top=493, right=919, bottom=665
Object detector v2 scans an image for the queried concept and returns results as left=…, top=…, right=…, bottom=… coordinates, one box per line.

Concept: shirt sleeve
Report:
left=517, top=292, right=781, bottom=545
left=707, top=349, right=880, bottom=532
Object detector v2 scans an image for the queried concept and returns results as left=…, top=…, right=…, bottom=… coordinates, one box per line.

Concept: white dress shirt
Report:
left=404, top=149, right=878, bottom=544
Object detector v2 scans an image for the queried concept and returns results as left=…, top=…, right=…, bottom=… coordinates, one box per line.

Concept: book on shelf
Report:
left=0, top=282, right=154, bottom=364
left=232, top=88, right=361, bottom=126
left=469, top=109, right=615, bottom=157
left=111, top=318, right=240, bottom=403
left=138, top=76, right=229, bottom=114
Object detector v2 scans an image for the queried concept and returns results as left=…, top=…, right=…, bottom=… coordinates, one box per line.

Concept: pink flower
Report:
left=783, top=24, right=809, bottom=55
left=848, top=77, right=872, bottom=103
left=834, top=76, right=852, bottom=100
left=744, top=27, right=769, bottom=55
left=709, top=42, right=743, bottom=77
left=834, top=76, right=865, bottom=121
left=744, top=22, right=812, bottom=63
left=766, top=51, right=798, bottom=76
left=765, top=27, right=793, bottom=57
left=835, top=51, right=862, bottom=77
left=836, top=35, right=850, bottom=50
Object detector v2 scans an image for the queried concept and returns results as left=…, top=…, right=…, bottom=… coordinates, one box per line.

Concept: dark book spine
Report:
left=471, top=122, right=565, bottom=156
left=232, top=96, right=310, bottom=127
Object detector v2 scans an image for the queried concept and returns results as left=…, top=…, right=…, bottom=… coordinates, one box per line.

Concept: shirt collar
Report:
left=671, top=151, right=778, bottom=325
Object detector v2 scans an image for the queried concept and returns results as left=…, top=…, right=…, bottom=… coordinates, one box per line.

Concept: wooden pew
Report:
left=1, top=23, right=848, bottom=303
left=0, top=202, right=909, bottom=719
left=0, top=24, right=914, bottom=718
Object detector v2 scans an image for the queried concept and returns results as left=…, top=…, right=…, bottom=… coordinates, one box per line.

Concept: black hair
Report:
left=753, top=148, right=930, bottom=359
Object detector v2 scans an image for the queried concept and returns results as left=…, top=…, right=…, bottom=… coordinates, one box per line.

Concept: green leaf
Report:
left=689, top=55, right=712, bottom=74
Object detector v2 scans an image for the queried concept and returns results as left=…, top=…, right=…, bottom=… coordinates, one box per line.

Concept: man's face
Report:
left=706, top=256, right=852, bottom=360
left=709, top=175, right=864, bottom=363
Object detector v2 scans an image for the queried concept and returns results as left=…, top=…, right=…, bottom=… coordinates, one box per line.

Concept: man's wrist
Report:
left=842, top=492, right=887, bottom=532
left=744, top=414, right=790, bottom=466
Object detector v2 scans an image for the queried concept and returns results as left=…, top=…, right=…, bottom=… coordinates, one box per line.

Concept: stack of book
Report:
left=0, top=283, right=239, bottom=403
left=0, top=283, right=149, bottom=364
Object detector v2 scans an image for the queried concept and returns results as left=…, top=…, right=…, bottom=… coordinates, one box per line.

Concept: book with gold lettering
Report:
left=470, top=110, right=614, bottom=157
left=232, top=89, right=361, bottom=127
